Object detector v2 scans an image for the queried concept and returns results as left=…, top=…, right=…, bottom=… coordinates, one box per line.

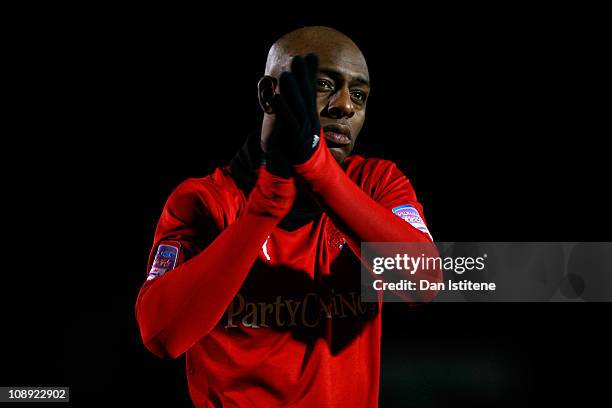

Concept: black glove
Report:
left=263, top=135, right=292, bottom=179
left=270, top=54, right=322, bottom=166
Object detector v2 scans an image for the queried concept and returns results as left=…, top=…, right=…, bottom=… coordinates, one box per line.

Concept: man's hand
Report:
left=270, top=54, right=323, bottom=166
left=263, top=138, right=292, bottom=179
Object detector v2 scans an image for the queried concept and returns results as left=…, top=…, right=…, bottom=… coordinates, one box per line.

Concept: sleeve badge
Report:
left=392, top=204, right=434, bottom=241
left=147, top=243, right=180, bottom=281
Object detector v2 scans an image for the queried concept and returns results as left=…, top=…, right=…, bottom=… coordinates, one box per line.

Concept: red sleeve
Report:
left=135, top=168, right=296, bottom=359
left=294, top=137, right=441, bottom=303
left=293, top=137, right=433, bottom=253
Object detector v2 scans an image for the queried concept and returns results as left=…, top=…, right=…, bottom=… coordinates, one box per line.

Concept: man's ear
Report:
left=257, top=75, right=277, bottom=114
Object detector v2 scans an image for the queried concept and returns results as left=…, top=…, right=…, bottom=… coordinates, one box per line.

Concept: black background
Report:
left=2, top=5, right=610, bottom=407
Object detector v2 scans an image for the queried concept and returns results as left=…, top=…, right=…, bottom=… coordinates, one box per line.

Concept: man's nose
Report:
left=325, top=87, right=355, bottom=119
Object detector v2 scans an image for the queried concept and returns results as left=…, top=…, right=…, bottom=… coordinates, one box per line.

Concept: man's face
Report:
left=314, top=48, right=370, bottom=162
left=268, top=38, right=370, bottom=163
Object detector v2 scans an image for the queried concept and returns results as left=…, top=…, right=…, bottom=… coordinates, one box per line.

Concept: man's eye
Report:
left=351, top=90, right=367, bottom=103
left=317, top=79, right=333, bottom=91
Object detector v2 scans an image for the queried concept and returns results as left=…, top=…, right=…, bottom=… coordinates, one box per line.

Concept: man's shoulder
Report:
left=344, top=154, right=399, bottom=180
left=344, top=154, right=415, bottom=199
left=165, top=166, right=242, bottom=214
left=172, top=166, right=236, bottom=193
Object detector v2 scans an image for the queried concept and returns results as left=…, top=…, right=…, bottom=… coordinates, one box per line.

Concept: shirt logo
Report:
left=147, top=244, right=179, bottom=280
left=392, top=204, right=433, bottom=241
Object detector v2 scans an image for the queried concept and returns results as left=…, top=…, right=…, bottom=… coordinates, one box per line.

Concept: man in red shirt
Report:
left=136, top=26, right=437, bottom=407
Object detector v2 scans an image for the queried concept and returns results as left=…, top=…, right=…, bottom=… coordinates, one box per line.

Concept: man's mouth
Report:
left=322, top=124, right=351, bottom=147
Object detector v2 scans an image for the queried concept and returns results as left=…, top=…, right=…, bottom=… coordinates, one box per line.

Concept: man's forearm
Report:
left=294, top=138, right=431, bottom=247
left=294, top=138, right=441, bottom=302
left=136, top=168, right=296, bottom=359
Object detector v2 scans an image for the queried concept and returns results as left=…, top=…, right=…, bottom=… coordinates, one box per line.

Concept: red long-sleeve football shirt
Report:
left=136, top=137, right=436, bottom=407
